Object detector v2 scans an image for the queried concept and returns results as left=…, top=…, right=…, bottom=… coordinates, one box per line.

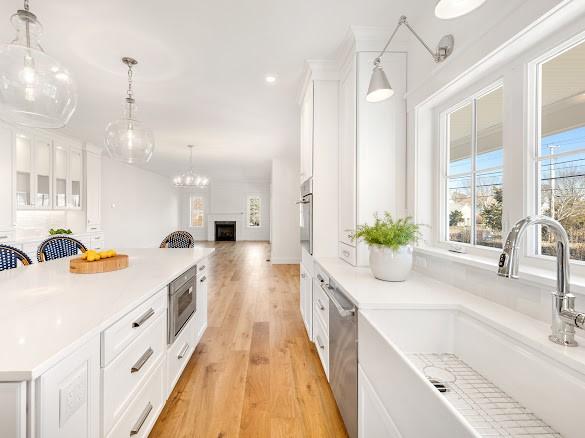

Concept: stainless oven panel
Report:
left=299, top=178, right=313, bottom=255
left=168, top=266, right=197, bottom=344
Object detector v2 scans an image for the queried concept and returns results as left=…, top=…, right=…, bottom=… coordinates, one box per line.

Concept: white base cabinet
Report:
left=300, top=262, right=313, bottom=339
left=0, top=383, right=26, bottom=438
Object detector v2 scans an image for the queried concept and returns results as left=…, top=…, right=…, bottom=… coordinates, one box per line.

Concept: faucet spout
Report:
left=497, top=215, right=581, bottom=346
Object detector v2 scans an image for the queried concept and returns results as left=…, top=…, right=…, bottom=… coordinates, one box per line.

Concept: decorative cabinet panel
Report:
left=300, top=83, right=314, bottom=183
left=338, top=48, right=407, bottom=266
left=36, top=335, right=100, bottom=438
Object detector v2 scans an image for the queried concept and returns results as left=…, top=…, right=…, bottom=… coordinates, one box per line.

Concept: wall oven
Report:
left=298, top=177, right=313, bottom=255
left=168, top=265, right=197, bottom=344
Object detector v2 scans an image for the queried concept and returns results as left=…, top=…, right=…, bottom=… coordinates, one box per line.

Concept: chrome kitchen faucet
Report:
left=497, top=215, right=585, bottom=347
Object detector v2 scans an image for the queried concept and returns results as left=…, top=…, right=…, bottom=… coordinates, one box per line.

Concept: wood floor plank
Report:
left=149, top=241, right=347, bottom=438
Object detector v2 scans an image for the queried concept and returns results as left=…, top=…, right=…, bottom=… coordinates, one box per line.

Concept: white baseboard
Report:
left=271, top=258, right=300, bottom=264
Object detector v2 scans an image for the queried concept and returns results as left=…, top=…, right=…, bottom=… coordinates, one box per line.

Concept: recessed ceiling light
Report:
left=265, top=75, right=277, bottom=84
left=435, top=0, right=486, bottom=19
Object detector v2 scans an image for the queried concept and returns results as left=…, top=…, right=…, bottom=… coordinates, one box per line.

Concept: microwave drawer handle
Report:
left=131, top=347, right=154, bottom=373
left=199, top=265, right=206, bottom=271
left=320, top=283, right=355, bottom=318
left=130, top=402, right=153, bottom=436
left=132, top=308, right=155, bottom=328
left=178, top=343, right=190, bottom=359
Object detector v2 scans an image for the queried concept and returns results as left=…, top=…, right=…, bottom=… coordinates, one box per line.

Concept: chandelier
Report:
left=173, top=145, right=209, bottom=188
left=0, top=0, right=77, bottom=128
left=104, top=57, right=155, bottom=164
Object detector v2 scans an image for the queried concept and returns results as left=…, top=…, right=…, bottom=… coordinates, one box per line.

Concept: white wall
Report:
left=270, top=155, right=301, bottom=264
left=101, top=157, right=180, bottom=248
left=179, top=180, right=271, bottom=241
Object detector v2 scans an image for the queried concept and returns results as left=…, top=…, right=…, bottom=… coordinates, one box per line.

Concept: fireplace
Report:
left=215, top=221, right=236, bottom=241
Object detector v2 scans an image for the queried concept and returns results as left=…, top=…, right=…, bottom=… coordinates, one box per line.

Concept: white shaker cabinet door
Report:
left=300, top=83, right=314, bottom=183
left=339, top=59, right=356, bottom=247
left=37, top=335, right=100, bottom=438
left=0, top=382, right=26, bottom=438
left=0, top=125, right=15, bottom=232
left=85, top=150, right=102, bottom=231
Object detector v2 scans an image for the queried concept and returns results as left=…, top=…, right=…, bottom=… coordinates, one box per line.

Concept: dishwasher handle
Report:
left=320, top=282, right=355, bottom=318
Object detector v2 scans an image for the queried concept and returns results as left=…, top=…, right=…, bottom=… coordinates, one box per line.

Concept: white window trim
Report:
left=246, top=194, right=261, bottom=228
left=189, top=195, right=205, bottom=228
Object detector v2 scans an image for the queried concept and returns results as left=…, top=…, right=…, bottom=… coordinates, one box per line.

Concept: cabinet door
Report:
left=299, top=264, right=312, bottom=339
left=54, top=145, right=68, bottom=209
left=300, top=83, right=314, bottom=183
left=0, top=125, right=14, bottom=230
left=15, top=132, right=33, bottom=209
left=358, top=366, right=402, bottom=438
left=85, top=151, right=101, bottom=230
left=69, top=148, right=83, bottom=209
left=195, top=272, right=208, bottom=342
left=34, top=137, right=52, bottom=209
left=339, top=60, right=356, bottom=246
left=37, top=336, right=100, bottom=438
left=0, top=382, right=26, bottom=438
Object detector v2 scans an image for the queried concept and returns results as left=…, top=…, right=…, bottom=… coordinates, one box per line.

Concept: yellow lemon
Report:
left=110, top=249, right=117, bottom=257
left=99, top=251, right=109, bottom=258
left=80, top=253, right=88, bottom=260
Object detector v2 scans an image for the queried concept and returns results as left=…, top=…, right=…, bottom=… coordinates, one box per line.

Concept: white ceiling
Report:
left=0, top=0, right=435, bottom=181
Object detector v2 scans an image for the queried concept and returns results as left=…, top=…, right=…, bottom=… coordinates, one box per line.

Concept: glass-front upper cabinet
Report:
left=69, top=148, right=82, bottom=209
left=15, top=133, right=33, bottom=208
left=34, top=138, right=52, bottom=208
left=54, top=145, right=68, bottom=208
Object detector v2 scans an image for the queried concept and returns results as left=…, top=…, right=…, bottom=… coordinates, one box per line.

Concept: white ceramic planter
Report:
left=369, top=244, right=413, bottom=282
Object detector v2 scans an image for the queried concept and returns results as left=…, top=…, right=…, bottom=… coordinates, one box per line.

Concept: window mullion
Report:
left=471, top=98, right=478, bottom=246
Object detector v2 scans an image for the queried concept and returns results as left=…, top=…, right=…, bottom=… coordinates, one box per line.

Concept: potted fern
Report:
left=352, top=212, right=420, bottom=282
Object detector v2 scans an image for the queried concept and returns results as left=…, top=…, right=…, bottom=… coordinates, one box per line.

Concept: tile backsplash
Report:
left=413, top=251, right=553, bottom=324
left=16, top=210, right=85, bottom=238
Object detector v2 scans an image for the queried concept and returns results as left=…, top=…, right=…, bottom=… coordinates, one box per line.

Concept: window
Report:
left=445, top=85, right=503, bottom=248
left=247, top=195, right=261, bottom=227
left=190, top=196, right=204, bottom=228
left=536, top=39, right=585, bottom=261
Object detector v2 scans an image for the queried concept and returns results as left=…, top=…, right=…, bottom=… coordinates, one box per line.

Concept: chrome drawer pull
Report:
left=130, top=402, right=153, bottom=436
left=301, top=272, right=306, bottom=279
left=342, top=250, right=350, bottom=257
left=130, top=347, right=154, bottom=373
left=199, top=264, right=206, bottom=271
left=132, top=308, right=155, bottom=328
left=199, top=276, right=207, bottom=284
left=316, top=335, right=325, bottom=350
left=178, top=343, right=190, bottom=359
left=317, top=299, right=325, bottom=311
left=0, top=235, right=8, bottom=239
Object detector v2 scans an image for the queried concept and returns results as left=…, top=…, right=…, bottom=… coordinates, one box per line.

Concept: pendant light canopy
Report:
left=435, top=0, right=487, bottom=19
left=105, top=57, right=155, bottom=164
left=366, top=16, right=454, bottom=103
left=173, top=145, right=209, bottom=189
left=0, top=0, right=77, bottom=128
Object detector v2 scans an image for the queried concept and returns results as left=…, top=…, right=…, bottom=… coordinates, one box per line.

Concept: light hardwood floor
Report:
left=149, top=241, right=348, bottom=438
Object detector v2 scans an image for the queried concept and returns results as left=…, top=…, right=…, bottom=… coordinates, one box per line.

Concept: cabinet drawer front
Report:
left=313, top=279, right=329, bottom=331
left=167, top=314, right=196, bottom=395
left=339, top=242, right=357, bottom=266
left=313, top=313, right=329, bottom=379
left=103, top=314, right=165, bottom=433
left=102, top=289, right=166, bottom=366
left=106, top=362, right=164, bottom=438
left=0, top=232, right=15, bottom=243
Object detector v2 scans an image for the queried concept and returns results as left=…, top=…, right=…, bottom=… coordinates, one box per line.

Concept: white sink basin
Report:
left=359, top=307, right=585, bottom=438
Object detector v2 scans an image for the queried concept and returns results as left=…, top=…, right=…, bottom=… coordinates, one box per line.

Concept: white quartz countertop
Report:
left=0, top=247, right=214, bottom=381
left=315, top=257, right=585, bottom=377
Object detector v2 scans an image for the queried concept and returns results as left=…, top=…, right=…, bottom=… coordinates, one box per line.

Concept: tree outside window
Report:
left=190, top=196, right=204, bottom=228
left=247, top=195, right=261, bottom=227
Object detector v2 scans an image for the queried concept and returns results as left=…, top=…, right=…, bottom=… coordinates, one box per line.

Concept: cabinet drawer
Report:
left=103, top=314, right=165, bottom=434
left=313, top=312, right=329, bottom=379
left=90, top=232, right=104, bottom=248
left=339, top=242, right=357, bottom=266
left=167, top=314, right=196, bottom=395
left=0, top=231, right=15, bottom=243
left=106, top=361, right=164, bottom=438
left=313, top=279, right=329, bottom=331
left=196, top=260, right=208, bottom=276
left=101, top=289, right=166, bottom=366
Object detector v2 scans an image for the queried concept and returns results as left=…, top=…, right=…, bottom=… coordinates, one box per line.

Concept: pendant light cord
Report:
left=24, top=0, right=29, bottom=11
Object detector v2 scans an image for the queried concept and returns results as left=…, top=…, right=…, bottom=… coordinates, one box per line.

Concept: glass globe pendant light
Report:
left=173, top=145, right=209, bottom=189
left=104, top=57, right=155, bottom=164
left=0, top=0, right=77, bottom=128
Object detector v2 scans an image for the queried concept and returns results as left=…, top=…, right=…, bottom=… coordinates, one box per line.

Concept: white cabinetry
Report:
left=338, top=33, right=407, bottom=266
left=0, top=382, right=26, bottom=438
left=85, top=145, right=102, bottom=232
left=53, top=137, right=84, bottom=210
left=300, top=82, right=314, bottom=183
left=299, top=263, right=313, bottom=339
left=36, top=335, right=100, bottom=438
left=358, top=365, right=402, bottom=438
left=312, top=263, right=330, bottom=378
left=194, top=266, right=209, bottom=343
left=0, top=125, right=15, bottom=236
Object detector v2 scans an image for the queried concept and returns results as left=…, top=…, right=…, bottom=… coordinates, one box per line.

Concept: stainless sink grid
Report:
left=407, top=353, right=562, bottom=437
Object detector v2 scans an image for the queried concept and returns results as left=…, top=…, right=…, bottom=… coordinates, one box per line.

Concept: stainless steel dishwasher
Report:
left=324, top=278, right=357, bottom=438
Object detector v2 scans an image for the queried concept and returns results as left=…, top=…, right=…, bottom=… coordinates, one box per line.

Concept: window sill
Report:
left=414, top=245, right=585, bottom=297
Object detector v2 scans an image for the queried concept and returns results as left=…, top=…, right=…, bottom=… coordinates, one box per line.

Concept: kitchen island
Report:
left=0, top=247, right=213, bottom=438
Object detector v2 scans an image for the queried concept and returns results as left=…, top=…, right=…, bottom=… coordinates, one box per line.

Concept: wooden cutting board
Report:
left=70, top=254, right=129, bottom=274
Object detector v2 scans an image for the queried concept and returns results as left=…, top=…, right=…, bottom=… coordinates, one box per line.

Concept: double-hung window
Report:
left=247, top=195, right=261, bottom=228
left=535, top=39, right=585, bottom=261
left=445, top=84, right=504, bottom=249
left=190, top=196, right=204, bottom=228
